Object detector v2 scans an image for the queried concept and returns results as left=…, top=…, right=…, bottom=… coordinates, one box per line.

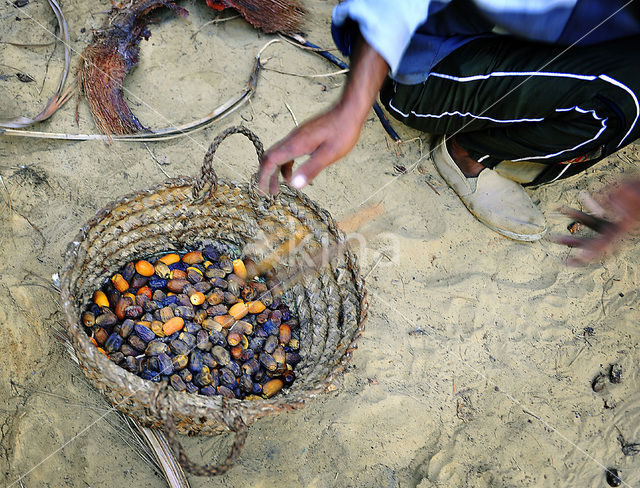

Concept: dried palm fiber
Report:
left=78, top=0, right=188, bottom=135
left=78, top=0, right=304, bottom=136
left=59, top=126, right=367, bottom=475
left=206, top=0, right=305, bottom=34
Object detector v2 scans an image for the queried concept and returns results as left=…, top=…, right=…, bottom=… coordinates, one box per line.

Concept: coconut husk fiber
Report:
left=206, top=0, right=305, bottom=33
left=78, top=0, right=189, bottom=135
left=78, top=0, right=304, bottom=135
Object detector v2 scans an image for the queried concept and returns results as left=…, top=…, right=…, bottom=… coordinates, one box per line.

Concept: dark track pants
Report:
left=379, top=35, right=640, bottom=185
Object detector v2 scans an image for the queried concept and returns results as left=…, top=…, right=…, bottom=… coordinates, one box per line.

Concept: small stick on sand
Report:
left=190, top=14, right=240, bottom=39
left=424, top=179, right=440, bottom=196
left=144, top=144, right=172, bottom=179
left=362, top=251, right=390, bottom=280
left=263, top=66, right=349, bottom=78
left=522, top=409, right=541, bottom=421
left=284, top=102, right=298, bottom=126
left=278, top=33, right=339, bottom=52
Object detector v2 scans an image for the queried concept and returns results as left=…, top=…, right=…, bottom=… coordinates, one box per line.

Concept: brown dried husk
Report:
left=78, top=0, right=304, bottom=136
left=59, top=127, right=367, bottom=439
left=221, top=0, right=305, bottom=34
left=78, top=0, right=189, bottom=135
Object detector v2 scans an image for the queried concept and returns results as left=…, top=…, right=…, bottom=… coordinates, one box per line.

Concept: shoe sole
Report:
left=430, top=140, right=547, bottom=242
left=469, top=210, right=547, bottom=241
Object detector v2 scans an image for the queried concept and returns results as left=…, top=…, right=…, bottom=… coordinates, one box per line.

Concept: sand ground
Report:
left=1, top=1, right=640, bottom=486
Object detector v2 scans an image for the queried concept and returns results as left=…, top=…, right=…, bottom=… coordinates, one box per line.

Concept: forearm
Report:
left=335, top=34, right=389, bottom=123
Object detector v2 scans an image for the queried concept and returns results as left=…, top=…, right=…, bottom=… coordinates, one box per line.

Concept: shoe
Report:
left=431, top=136, right=547, bottom=242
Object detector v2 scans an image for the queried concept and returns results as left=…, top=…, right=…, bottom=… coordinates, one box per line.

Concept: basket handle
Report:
left=154, top=386, right=249, bottom=476
left=192, top=125, right=265, bottom=200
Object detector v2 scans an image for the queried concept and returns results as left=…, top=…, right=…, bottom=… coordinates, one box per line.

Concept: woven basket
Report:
left=59, top=126, right=367, bottom=475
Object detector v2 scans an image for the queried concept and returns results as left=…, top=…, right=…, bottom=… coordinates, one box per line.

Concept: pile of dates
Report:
left=82, top=244, right=301, bottom=399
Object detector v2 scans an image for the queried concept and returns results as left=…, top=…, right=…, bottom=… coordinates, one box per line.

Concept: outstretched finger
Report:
left=258, top=153, right=285, bottom=194
left=269, top=170, right=280, bottom=195
left=566, top=254, right=596, bottom=267
left=258, top=157, right=276, bottom=194
left=547, top=234, right=604, bottom=266
left=259, top=132, right=319, bottom=192
left=559, top=206, right=612, bottom=233
left=577, top=190, right=608, bottom=218
left=546, top=233, right=591, bottom=248
left=290, top=144, right=335, bottom=190
left=566, top=243, right=610, bottom=266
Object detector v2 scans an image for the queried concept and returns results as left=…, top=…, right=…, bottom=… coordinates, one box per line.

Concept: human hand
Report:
left=549, top=178, right=640, bottom=265
left=258, top=104, right=362, bottom=194
left=258, top=34, right=388, bottom=195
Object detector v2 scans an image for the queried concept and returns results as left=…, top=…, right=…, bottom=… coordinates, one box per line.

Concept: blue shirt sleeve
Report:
left=331, top=0, right=639, bottom=85
left=332, top=0, right=434, bottom=75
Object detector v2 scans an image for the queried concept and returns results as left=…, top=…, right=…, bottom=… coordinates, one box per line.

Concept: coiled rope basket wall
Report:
left=59, top=126, right=368, bottom=475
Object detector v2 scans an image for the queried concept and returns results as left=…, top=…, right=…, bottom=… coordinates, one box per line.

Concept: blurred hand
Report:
left=549, top=178, right=640, bottom=265
left=258, top=105, right=362, bottom=194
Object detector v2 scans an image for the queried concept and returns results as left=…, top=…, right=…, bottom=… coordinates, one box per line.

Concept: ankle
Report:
left=446, top=137, right=486, bottom=177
